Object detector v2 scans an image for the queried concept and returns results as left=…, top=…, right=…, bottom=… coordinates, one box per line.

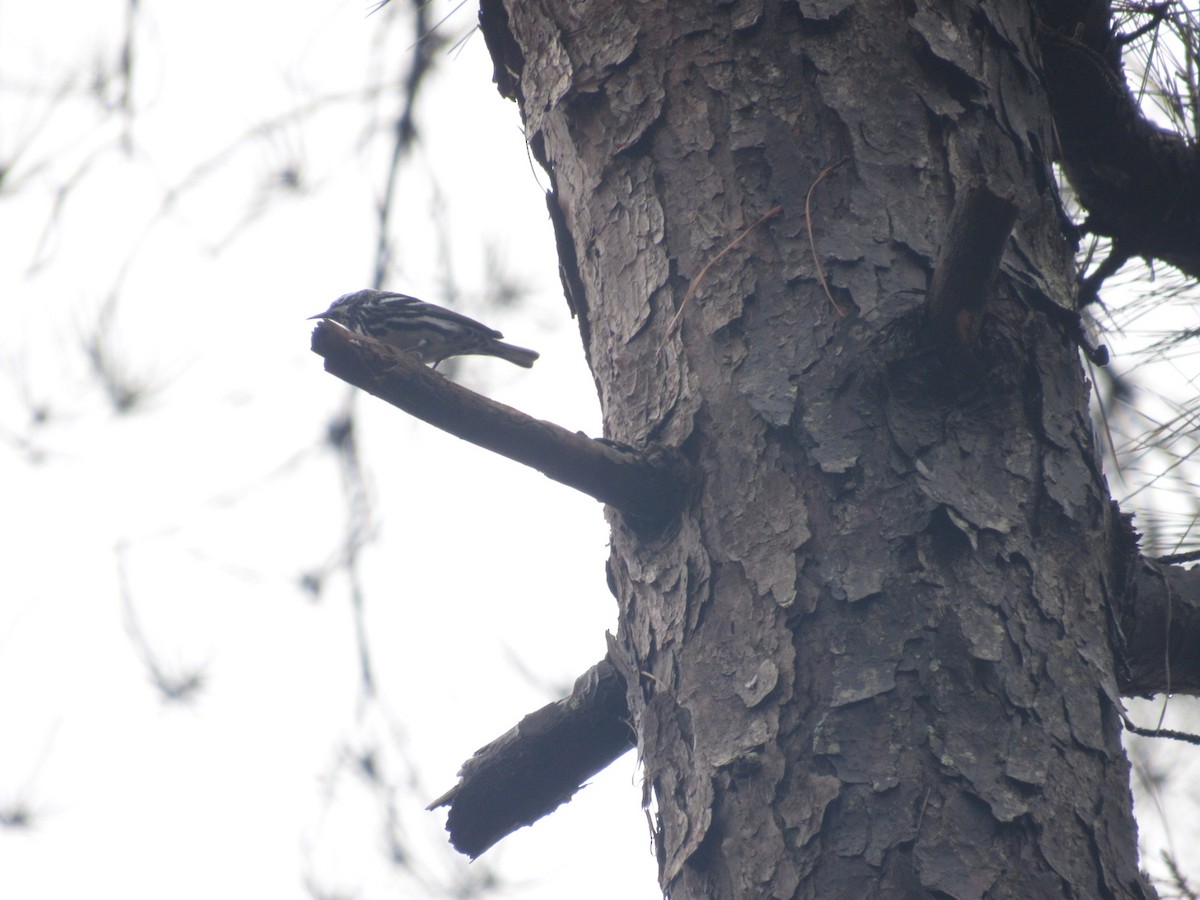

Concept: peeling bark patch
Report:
left=1048, top=654, right=1106, bottom=752
left=778, top=770, right=841, bottom=849
left=668, top=564, right=799, bottom=893
left=563, top=7, right=638, bottom=93
left=810, top=694, right=905, bottom=791
left=677, top=567, right=790, bottom=768
left=797, top=354, right=869, bottom=475
left=705, top=426, right=810, bottom=607
left=830, top=655, right=897, bottom=707
left=926, top=711, right=1032, bottom=823
left=953, top=599, right=1006, bottom=662
left=610, top=515, right=710, bottom=667
left=915, top=793, right=1002, bottom=900
left=1003, top=728, right=1049, bottom=787
left=568, top=36, right=665, bottom=163
left=593, top=161, right=666, bottom=344
left=641, top=693, right=714, bottom=883
left=826, top=785, right=928, bottom=868
left=730, top=0, right=764, bottom=32
left=908, top=7, right=986, bottom=96
left=517, top=15, right=572, bottom=136
left=794, top=0, right=854, bottom=22
left=734, top=303, right=804, bottom=426
left=585, top=160, right=682, bottom=443
left=736, top=658, right=780, bottom=708
left=597, top=63, right=666, bottom=155
left=883, top=350, right=1035, bottom=537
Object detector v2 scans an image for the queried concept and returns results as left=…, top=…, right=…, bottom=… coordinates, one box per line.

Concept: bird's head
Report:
left=308, top=289, right=379, bottom=323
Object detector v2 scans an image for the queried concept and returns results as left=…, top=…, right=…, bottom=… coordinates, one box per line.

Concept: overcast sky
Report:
left=1, top=1, right=659, bottom=897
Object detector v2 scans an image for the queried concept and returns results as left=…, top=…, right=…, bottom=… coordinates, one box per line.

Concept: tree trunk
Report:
left=482, top=1, right=1152, bottom=896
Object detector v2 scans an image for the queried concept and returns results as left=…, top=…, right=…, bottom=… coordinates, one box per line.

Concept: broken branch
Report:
left=924, top=179, right=1019, bottom=348
left=311, top=322, right=690, bottom=527
left=429, top=655, right=634, bottom=858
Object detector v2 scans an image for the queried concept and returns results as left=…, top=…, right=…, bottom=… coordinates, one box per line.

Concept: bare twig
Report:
left=1122, top=719, right=1200, bottom=746
left=806, top=157, right=849, bottom=316
left=661, top=205, right=783, bottom=346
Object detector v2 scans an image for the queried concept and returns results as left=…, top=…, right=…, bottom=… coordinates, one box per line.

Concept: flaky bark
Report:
left=481, top=1, right=1152, bottom=895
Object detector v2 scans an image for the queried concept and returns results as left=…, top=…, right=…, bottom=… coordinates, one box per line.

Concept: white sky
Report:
left=0, top=1, right=658, bottom=897
left=2, top=1, right=1198, bottom=897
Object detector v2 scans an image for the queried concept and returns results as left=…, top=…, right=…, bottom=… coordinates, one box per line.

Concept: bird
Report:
left=309, top=289, right=539, bottom=369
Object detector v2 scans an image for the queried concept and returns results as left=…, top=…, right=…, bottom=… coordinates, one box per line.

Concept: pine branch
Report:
left=311, top=321, right=691, bottom=528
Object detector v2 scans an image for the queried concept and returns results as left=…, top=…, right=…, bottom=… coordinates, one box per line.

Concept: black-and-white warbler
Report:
left=309, top=289, right=539, bottom=369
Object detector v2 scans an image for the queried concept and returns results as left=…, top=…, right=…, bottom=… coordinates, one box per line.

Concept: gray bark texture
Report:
left=481, top=1, right=1153, bottom=896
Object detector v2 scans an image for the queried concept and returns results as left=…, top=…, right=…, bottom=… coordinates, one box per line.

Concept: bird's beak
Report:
left=307, top=312, right=329, bottom=321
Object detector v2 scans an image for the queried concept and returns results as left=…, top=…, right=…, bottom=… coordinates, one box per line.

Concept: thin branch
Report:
left=1154, top=548, right=1200, bottom=565
left=1122, top=719, right=1200, bottom=747
left=371, top=0, right=447, bottom=287
left=661, top=204, right=783, bottom=346
left=806, top=157, right=850, bottom=316
left=115, top=543, right=205, bottom=703
left=311, top=322, right=691, bottom=527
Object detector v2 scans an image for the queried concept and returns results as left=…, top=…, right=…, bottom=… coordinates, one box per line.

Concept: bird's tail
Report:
left=490, top=341, right=539, bottom=368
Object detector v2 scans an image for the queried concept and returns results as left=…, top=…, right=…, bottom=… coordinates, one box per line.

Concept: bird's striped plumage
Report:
left=309, top=289, right=539, bottom=368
